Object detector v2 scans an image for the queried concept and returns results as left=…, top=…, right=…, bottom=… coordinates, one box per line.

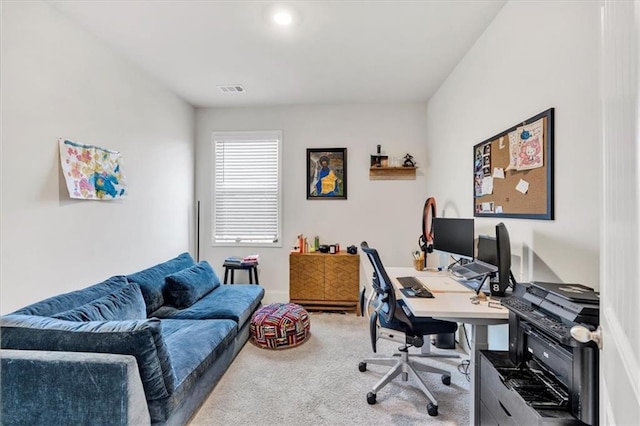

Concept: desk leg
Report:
left=254, top=267, right=259, bottom=284
left=470, top=324, right=489, bottom=426
left=224, top=268, right=229, bottom=284
left=421, top=343, right=431, bottom=355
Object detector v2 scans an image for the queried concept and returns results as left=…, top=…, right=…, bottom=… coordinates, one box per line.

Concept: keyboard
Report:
left=397, top=276, right=423, bottom=288
left=396, top=276, right=434, bottom=298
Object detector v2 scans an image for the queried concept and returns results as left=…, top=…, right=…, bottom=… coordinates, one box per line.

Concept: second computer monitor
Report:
left=495, top=222, right=513, bottom=296
left=477, top=235, right=498, bottom=266
left=432, top=217, right=474, bottom=260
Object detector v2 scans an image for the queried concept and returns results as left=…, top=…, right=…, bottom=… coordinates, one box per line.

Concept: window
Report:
left=212, top=131, right=282, bottom=246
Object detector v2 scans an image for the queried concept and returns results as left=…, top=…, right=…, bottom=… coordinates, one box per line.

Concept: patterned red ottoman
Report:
left=250, top=303, right=311, bottom=349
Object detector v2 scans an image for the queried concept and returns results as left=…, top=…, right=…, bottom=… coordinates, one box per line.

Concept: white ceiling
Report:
left=50, top=1, right=507, bottom=108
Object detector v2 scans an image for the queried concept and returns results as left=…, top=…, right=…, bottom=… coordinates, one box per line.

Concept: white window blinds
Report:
left=212, top=131, right=281, bottom=246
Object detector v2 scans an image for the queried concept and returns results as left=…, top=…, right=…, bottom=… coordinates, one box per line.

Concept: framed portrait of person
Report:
left=306, top=148, right=347, bottom=200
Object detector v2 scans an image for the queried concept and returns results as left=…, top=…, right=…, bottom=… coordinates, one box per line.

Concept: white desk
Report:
left=386, top=267, right=509, bottom=425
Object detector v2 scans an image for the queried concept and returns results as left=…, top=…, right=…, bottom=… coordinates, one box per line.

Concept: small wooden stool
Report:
left=222, top=262, right=259, bottom=284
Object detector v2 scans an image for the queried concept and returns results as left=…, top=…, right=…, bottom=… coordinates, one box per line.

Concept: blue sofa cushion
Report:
left=161, top=319, right=236, bottom=388
left=11, top=275, right=129, bottom=317
left=152, top=284, right=264, bottom=327
left=147, top=318, right=237, bottom=422
left=51, top=283, right=146, bottom=322
left=126, top=252, right=195, bottom=315
left=164, top=261, right=220, bottom=309
left=0, top=315, right=175, bottom=401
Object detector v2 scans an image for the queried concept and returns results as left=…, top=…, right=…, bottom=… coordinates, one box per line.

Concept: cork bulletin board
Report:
left=473, top=108, right=554, bottom=220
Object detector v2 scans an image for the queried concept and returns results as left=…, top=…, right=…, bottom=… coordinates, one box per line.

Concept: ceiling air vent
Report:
left=217, top=85, right=246, bottom=93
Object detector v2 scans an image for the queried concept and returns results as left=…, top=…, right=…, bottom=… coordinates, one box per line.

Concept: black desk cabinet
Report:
left=477, top=351, right=583, bottom=425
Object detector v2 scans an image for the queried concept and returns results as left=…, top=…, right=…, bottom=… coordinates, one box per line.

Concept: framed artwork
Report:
left=307, top=148, right=347, bottom=199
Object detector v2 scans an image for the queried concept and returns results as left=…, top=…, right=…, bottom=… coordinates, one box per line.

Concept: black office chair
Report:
left=358, top=241, right=458, bottom=416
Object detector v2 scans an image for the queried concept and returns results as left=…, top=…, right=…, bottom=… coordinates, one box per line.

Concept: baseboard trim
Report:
left=262, top=291, right=289, bottom=305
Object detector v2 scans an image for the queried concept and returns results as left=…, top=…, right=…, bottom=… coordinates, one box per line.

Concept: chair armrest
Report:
left=1, top=349, right=150, bottom=426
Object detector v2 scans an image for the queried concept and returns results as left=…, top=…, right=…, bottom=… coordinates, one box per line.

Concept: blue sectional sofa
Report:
left=0, top=253, right=265, bottom=425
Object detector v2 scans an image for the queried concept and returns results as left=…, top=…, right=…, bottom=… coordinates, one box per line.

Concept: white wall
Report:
left=0, top=2, right=195, bottom=313
left=1, top=0, right=601, bottom=315
left=426, top=1, right=601, bottom=289
left=195, top=103, right=430, bottom=302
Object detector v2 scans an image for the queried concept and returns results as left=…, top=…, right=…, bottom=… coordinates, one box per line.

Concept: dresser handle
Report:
left=499, top=401, right=512, bottom=417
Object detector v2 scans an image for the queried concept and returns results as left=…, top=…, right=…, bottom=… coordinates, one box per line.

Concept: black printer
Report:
left=477, top=281, right=600, bottom=425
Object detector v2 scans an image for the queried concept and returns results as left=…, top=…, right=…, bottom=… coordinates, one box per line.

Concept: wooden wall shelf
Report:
left=369, top=166, right=416, bottom=180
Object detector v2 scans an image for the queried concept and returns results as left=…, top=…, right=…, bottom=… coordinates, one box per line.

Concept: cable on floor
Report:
left=457, top=322, right=472, bottom=382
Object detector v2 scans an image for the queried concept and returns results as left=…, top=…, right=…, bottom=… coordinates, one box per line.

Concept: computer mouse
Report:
left=414, top=288, right=432, bottom=298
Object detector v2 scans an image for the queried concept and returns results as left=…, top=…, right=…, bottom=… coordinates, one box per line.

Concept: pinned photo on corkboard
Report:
left=307, top=148, right=347, bottom=200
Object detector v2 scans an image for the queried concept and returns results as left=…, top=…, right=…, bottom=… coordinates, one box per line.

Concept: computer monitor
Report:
left=495, top=222, right=515, bottom=296
left=477, top=235, right=498, bottom=266
left=432, top=218, right=474, bottom=261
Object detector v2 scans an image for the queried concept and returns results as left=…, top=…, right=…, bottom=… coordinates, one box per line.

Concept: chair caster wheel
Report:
left=442, top=375, right=451, bottom=386
left=358, top=362, right=367, bottom=372
left=367, top=392, right=376, bottom=405
left=427, top=402, right=438, bottom=416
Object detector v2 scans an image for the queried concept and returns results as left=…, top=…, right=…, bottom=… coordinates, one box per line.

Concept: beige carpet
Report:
left=190, top=312, right=470, bottom=426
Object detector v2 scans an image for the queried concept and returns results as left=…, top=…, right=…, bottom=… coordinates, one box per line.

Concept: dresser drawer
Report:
left=480, top=385, right=517, bottom=426
left=479, top=400, right=500, bottom=426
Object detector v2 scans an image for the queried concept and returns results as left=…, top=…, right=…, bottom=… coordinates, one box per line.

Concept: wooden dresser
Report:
left=289, top=252, right=360, bottom=315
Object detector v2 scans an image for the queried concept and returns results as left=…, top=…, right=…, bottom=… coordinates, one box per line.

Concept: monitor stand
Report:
left=477, top=274, right=493, bottom=295
left=454, top=273, right=492, bottom=295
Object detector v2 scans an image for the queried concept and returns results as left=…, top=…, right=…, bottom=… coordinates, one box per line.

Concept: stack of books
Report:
left=224, top=255, right=259, bottom=266
left=242, top=254, right=259, bottom=264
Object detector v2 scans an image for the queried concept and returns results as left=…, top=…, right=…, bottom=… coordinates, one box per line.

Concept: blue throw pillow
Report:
left=52, top=283, right=146, bottom=322
left=127, top=252, right=195, bottom=315
left=164, top=261, right=221, bottom=309
left=0, top=315, right=174, bottom=401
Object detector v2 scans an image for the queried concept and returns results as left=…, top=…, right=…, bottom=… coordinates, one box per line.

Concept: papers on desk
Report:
left=414, top=276, right=476, bottom=294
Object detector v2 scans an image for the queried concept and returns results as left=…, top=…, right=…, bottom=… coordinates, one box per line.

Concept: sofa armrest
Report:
left=1, top=349, right=150, bottom=426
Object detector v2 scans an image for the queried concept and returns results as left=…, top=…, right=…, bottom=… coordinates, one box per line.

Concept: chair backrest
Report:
left=360, top=241, right=396, bottom=324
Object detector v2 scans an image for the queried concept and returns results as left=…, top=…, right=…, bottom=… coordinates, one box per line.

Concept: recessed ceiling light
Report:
left=273, top=9, right=293, bottom=26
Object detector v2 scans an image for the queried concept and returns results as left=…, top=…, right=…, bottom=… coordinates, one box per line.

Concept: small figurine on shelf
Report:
left=403, top=153, right=415, bottom=167
left=370, top=144, right=389, bottom=168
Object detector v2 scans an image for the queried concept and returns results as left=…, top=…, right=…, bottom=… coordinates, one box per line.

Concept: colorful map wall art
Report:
left=59, top=138, right=127, bottom=200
